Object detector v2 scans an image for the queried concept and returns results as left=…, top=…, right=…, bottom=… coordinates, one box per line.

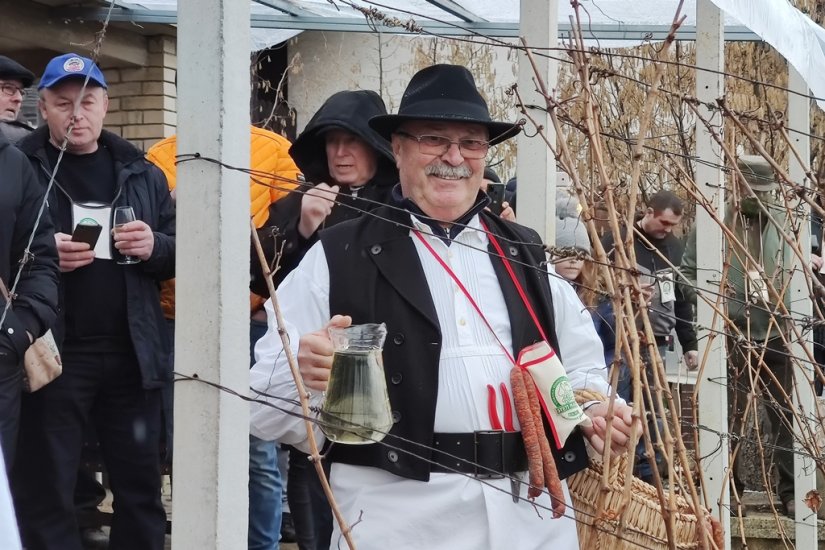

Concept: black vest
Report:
left=320, top=206, right=588, bottom=481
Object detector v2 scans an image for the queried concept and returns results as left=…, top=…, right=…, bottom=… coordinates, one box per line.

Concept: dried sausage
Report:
left=510, top=366, right=544, bottom=497
left=525, top=372, right=565, bottom=518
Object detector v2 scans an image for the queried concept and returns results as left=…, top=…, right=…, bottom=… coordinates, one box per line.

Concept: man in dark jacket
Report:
left=601, top=190, right=697, bottom=368
left=0, top=129, right=58, bottom=470
left=11, top=53, right=175, bottom=550
left=600, top=190, right=696, bottom=483
left=0, top=55, right=36, bottom=144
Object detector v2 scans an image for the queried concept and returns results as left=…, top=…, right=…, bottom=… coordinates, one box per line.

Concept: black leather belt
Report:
left=430, top=431, right=527, bottom=478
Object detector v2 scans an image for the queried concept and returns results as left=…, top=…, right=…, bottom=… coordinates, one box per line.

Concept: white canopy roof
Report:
left=70, top=0, right=757, bottom=51
left=59, top=0, right=825, bottom=105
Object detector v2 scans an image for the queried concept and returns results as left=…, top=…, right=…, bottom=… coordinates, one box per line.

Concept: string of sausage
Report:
left=510, top=365, right=565, bottom=517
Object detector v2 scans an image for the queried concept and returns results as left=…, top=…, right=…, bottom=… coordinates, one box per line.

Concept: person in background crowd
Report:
left=601, top=190, right=697, bottom=370
left=0, top=53, right=107, bottom=550
left=682, top=155, right=795, bottom=516
left=12, top=53, right=175, bottom=550
left=0, top=91, right=58, bottom=470
left=600, top=190, right=695, bottom=484
left=505, top=176, right=517, bottom=214
left=0, top=55, right=35, bottom=144
left=252, top=89, right=399, bottom=550
left=552, top=212, right=603, bottom=310
left=810, top=193, right=825, bottom=394
left=252, top=90, right=398, bottom=294
left=147, top=125, right=300, bottom=550
left=481, top=166, right=515, bottom=222
left=249, top=63, right=634, bottom=550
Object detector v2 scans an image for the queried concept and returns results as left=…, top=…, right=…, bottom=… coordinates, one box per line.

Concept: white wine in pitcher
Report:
left=320, top=324, right=392, bottom=445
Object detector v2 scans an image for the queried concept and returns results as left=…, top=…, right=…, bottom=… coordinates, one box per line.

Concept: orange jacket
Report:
left=146, top=125, right=300, bottom=319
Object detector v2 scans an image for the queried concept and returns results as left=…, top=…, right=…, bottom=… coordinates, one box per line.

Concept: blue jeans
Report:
left=249, top=319, right=283, bottom=550
left=609, top=345, right=666, bottom=482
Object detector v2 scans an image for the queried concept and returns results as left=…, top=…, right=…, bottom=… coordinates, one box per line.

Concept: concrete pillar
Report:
left=517, top=0, right=558, bottom=242
left=694, top=0, right=730, bottom=545
left=172, top=0, right=251, bottom=548
left=788, top=66, right=817, bottom=546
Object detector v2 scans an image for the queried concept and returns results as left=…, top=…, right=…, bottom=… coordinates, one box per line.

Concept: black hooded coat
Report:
left=251, top=90, right=398, bottom=294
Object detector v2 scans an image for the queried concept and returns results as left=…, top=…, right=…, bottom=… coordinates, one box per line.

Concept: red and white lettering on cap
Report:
left=62, top=57, right=85, bottom=73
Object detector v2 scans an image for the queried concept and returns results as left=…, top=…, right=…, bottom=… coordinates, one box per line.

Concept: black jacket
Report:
left=320, top=205, right=588, bottom=481
left=0, top=120, right=34, bottom=145
left=18, top=127, right=176, bottom=388
left=601, top=225, right=697, bottom=352
left=0, top=131, right=58, bottom=363
left=251, top=90, right=398, bottom=295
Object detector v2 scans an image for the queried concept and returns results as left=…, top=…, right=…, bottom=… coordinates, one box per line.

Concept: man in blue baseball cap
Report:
left=35, top=53, right=108, bottom=156
left=12, top=53, right=175, bottom=550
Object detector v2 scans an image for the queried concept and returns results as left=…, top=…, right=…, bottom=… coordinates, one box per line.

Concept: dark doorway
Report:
left=250, top=41, right=297, bottom=140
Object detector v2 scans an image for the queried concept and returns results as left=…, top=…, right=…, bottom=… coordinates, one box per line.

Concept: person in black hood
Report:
left=251, top=90, right=398, bottom=550
left=251, top=90, right=398, bottom=295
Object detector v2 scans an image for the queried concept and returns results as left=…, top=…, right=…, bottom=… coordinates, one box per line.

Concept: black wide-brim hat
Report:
left=369, top=64, right=521, bottom=146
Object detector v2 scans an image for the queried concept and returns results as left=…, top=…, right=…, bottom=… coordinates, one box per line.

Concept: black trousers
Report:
left=0, top=350, right=21, bottom=470
left=287, top=447, right=333, bottom=550
left=12, top=351, right=166, bottom=550
left=727, top=336, right=794, bottom=503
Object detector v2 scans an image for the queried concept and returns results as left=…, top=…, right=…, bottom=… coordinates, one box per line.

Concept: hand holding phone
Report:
left=486, top=182, right=505, bottom=216
left=71, top=221, right=103, bottom=249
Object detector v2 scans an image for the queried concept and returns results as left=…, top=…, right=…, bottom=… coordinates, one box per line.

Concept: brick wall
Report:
left=102, top=35, right=177, bottom=152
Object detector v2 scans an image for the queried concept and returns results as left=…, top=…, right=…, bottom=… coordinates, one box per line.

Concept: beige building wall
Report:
left=101, top=36, right=178, bottom=152
left=286, top=31, right=520, bottom=179
left=286, top=31, right=520, bottom=126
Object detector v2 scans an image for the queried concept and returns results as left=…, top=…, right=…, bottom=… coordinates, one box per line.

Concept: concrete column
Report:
left=172, top=0, right=251, bottom=548
left=787, top=66, right=817, bottom=546
left=694, top=1, right=729, bottom=545
left=517, top=0, right=558, bottom=242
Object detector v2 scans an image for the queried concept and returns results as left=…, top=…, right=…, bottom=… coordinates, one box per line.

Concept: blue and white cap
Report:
left=38, top=53, right=107, bottom=90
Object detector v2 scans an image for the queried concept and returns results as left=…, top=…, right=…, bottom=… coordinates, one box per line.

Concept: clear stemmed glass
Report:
left=113, top=206, right=140, bottom=265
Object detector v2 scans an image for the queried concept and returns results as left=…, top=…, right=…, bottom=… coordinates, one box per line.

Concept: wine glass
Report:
left=113, top=206, right=140, bottom=265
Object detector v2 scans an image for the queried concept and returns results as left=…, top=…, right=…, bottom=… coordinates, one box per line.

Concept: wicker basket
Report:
left=569, top=391, right=716, bottom=549
left=568, top=457, right=711, bottom=549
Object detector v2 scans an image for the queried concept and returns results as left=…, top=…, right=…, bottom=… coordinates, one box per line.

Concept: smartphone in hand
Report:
left=486, top=182, right=506, bottom=216
left=71, top=222, right=103, bottom=249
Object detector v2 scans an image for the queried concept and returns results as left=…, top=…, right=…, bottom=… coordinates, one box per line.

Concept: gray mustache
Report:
left=425, top=164, right=472, bottom=179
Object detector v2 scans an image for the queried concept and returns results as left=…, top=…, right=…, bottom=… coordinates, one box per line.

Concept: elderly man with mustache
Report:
left=251, top=65, right=634, bottom=550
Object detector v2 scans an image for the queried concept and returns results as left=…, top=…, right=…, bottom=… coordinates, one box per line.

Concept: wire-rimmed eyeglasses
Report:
left=395, top=131, right=490, bottom=159
left=0, top=83, right=25, bottom=98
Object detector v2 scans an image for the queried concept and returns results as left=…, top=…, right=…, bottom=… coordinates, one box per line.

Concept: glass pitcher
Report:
left=320, top=323, right=393, bottom=445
